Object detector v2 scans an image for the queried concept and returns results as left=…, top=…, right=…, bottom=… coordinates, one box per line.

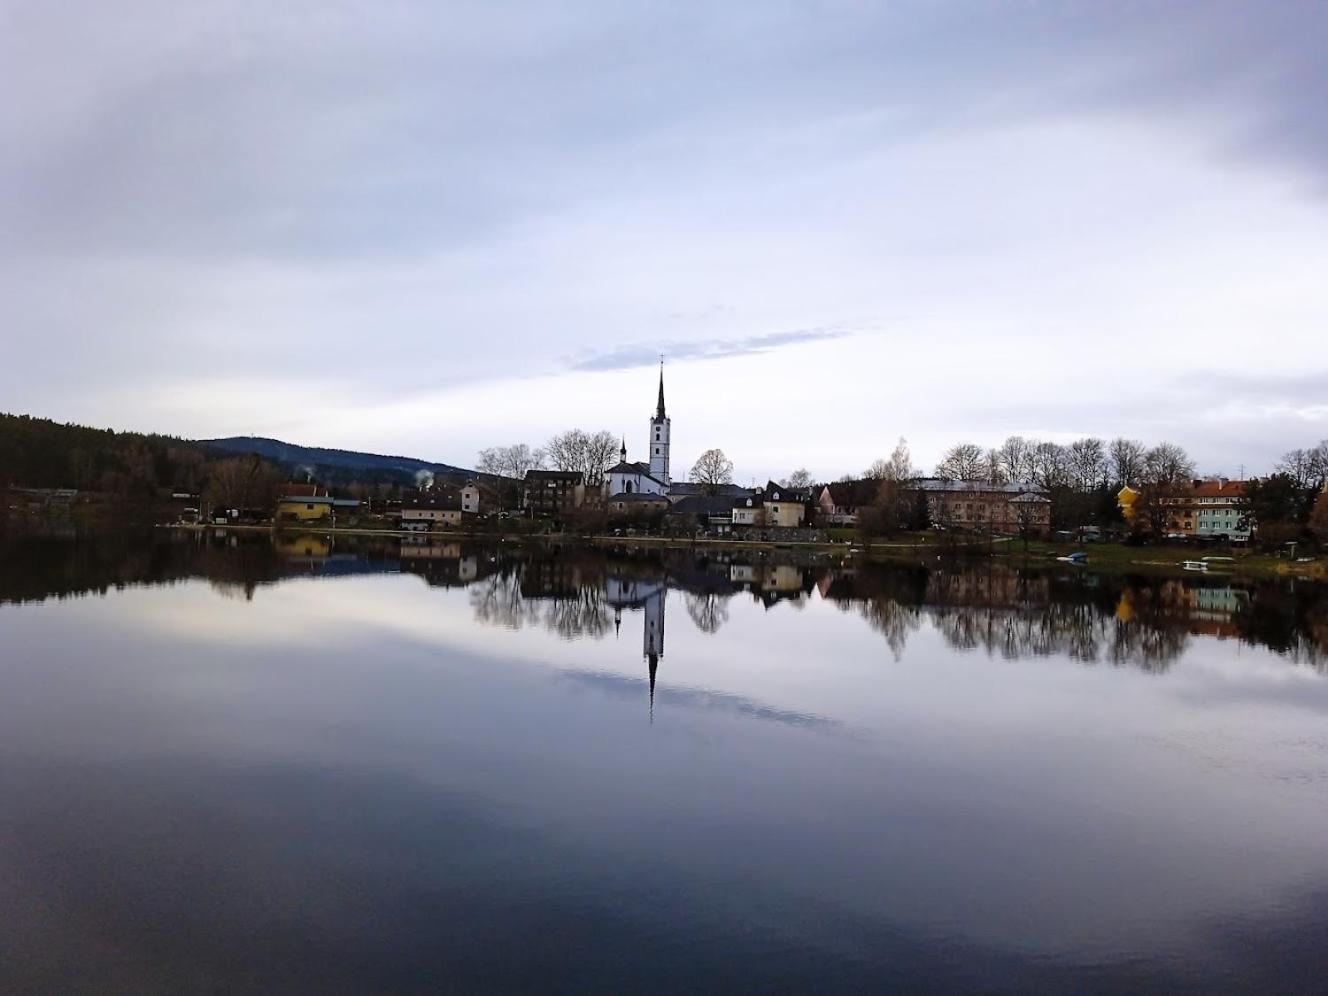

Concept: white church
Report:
left=604, top=364, right=672, bottom=498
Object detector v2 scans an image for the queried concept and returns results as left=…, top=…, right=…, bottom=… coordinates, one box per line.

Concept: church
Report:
left=604, top=364, right=672, bottom=498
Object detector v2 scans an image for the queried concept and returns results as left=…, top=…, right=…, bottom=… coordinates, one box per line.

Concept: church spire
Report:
left=655, top=359, right=666, bottom=420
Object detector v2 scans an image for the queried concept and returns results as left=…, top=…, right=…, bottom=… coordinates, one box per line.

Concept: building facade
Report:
left=523, top=470, right=585, bottom=517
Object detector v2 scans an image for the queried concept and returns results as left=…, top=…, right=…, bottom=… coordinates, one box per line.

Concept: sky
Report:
left=2, top=0, right=1326, bottom=483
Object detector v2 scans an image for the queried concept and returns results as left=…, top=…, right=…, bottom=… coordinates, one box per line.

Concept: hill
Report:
left=197, top=436, right=474, bottom=484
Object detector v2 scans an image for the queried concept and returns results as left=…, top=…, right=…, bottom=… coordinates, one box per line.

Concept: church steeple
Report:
left=648, top=360, right=671, bottom=484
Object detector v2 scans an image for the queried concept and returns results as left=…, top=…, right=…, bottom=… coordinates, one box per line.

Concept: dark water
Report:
left=2, top=529, right=1327, bottom=993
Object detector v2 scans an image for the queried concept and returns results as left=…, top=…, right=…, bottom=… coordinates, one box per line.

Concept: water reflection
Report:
left=4, top=529, right=1328, bottom=991
left=2, top=530, right=1326, bottom=678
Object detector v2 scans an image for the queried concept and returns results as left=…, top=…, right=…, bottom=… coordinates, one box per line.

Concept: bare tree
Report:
left=935, top=442, right=984, bottom=481
left=545, top=428, right=619, bottom=485
left=1109, top=438, right=1146, bottom=486
left=865, top=437, right=916, bottom=482
left=689, top=448, right=734, bottom=492
left=1029, top=440, right=1069, bottom=490
left=863, top=458, right=890, bottom=480
left=1279, top=443, right=1328, bottom=490
left=983, top=448, right=1007, bottom=485
left=781, top=468, right=813, bottom=489
left=1144, top=442, right=1195, bottom=486
left=204, top=456, right=282, bottom=514
left=1068, top=437, right=1106, bottom=491
left=477, top=444, right=546, bottom=480
left=998, top=435, right=1037, bottom=483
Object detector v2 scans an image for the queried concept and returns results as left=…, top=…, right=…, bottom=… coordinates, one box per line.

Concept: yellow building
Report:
left=275, top=495, right=335, bottom=522
left=763, top=483, right=806, bottom=528
left=1117, top=485, right=1140, bottom=522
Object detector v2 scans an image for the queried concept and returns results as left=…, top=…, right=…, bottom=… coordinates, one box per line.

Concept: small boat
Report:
left=1056, top=551, right=1089, bottom=565
left=1181, top=560, right=1209, bottom=572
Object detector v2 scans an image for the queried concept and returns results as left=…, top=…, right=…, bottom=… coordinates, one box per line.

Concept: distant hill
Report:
left=197, top=436, right=474, bottom=484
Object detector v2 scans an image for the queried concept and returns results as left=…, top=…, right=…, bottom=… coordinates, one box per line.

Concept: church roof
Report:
left=655, top=363, right=666, bottom=420
left=607, top=461, right=666, bottom=485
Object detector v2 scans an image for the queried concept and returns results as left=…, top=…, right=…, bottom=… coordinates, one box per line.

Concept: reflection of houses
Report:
left=729, top=562, right=812, bottom=607
left=399, top=542, right=487, bottom=588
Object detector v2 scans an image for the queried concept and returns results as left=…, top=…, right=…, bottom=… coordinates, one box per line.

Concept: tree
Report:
left=476, top=443, right=546, bottom=480
left=997, top=435, right=1036, bottom=484
left=781, top=468, right=813, bottom=489
left=1143, top=442, right=1195, bottom=486
left=204, top=456, right=282, bottom=515
left=865, top=438, right=916, bottom=483
left=545, top=428, right=619, bottom=485
left=688, top=449, right=734, bottom=492
left=1068, top=437, right=1106, bottom=491
left=1031, top=440, right=1070, bottom=490
left=1245, top=472, right=1305, bottom=543
left=982, top=448, right=1006, bottom=485
left=935, top=442, right=984, bottom=481
left=1109, top=438, right=1146, bottom=486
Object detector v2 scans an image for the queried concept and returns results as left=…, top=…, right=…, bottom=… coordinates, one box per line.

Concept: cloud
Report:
left=567, top=327, right=851, bottom=372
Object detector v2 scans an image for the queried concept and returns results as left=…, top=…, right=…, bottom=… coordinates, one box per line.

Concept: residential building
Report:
left=400, top=494, right=462, bottom=531
left=523, top=469, right=585, bottom=517
left=667, top=494, right=735, bottom=533
left=817, top=479, right=883, bottom=525
left=1162, top=479, right=1250, bottom=540
left=276, top=484, right=335, bottom=523
left=914, top=479, right=1051, bottom=536
left=729, top=482, right=807, bottom=528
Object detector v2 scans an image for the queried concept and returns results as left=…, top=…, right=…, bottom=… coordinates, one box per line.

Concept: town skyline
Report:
left=3, top=3, right=1325, bottom=483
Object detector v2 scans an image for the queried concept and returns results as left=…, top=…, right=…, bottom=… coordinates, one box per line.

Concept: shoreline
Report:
left=159, top=523, right=1326, bottom=582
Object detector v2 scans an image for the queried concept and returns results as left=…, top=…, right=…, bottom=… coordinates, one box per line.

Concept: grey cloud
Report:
left=556, top=668, right=845, bottom=735
left=568, top=327, right=849, bottom=372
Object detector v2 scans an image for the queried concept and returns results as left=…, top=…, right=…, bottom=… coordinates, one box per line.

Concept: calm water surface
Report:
left=2, top=530, right=1327, bottom=992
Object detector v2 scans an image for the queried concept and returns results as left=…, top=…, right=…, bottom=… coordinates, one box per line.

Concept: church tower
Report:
left=648, top=362, right=671, bottom=484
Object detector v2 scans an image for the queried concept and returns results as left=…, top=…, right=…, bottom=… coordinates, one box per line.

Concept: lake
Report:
left=2, top=529, right=1327, bottom=992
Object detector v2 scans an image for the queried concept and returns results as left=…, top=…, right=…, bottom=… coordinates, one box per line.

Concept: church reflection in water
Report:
left=3, top=529, right=1326, bottom=685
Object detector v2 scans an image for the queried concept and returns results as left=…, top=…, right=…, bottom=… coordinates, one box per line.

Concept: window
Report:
left=306, top=503, right=314, bottom=510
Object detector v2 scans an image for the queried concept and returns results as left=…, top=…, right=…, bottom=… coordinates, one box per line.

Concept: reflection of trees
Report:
left=544, top=586, right=614, bottom=641
left=469, top=571, right=541, bottom=630
left=859, top=597, right=921, bottom=661
left=686, top=592, right=731, bottom=634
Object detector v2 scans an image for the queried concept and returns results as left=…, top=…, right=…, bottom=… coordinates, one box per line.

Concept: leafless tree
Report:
left=997, top=435, right=1037, bottom=483
left=1068, top=437, right=1106, bottom=491
left=689, top=448, right=734, bottom=491
left=935, top=442, right=984, bottom=481
left=477, top=443, right=546, bottom=480
left=1279, top=442, right=1328, bottom=489
left=1109, top=437, right=1146, bottom=486
left=865, top=437, right=916, bottom=482
left=781, top=468, right=813, bottom=489
left=1143, top=442, right=1195, bottom=486
left=1031, top=440, right=1070, bottom=489
left=204, top=456, right=283, bottom=514
left=982, top=448, right=1006, bottom=485
left=545, top=428, right=620, bottom=485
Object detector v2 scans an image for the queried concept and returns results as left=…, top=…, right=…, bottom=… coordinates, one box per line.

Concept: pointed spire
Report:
left=620, top=437, right=627, bottom=461
left=648, top=652, right=658, bottom=724
left=655, top=358, right=666, bottom=420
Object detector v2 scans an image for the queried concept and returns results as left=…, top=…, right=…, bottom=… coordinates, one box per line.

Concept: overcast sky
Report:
left=2, top=1, right=1325, bottom=482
